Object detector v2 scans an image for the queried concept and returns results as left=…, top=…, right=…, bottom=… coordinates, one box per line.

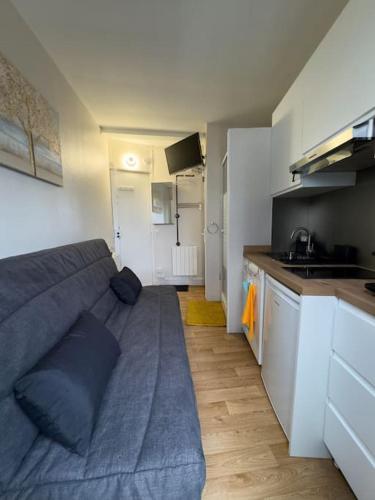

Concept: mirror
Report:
left=151, top=182, right=173, bottom=224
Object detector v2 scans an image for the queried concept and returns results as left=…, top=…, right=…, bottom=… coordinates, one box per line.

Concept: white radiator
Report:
left=172, top=246, right=198, bottom=276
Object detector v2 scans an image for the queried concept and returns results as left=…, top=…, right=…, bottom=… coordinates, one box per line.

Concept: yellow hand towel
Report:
left=242, top=283, right=257, bottom=339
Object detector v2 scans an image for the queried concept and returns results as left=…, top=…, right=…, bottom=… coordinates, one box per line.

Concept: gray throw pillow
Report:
left=14, top=311, right=121, bottom=455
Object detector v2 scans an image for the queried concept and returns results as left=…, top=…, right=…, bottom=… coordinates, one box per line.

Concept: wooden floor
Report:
left=178, top=287, right=355, bottom=500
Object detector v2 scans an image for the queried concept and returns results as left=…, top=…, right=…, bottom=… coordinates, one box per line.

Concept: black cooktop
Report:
left=283, top=266, right=375, bottom=280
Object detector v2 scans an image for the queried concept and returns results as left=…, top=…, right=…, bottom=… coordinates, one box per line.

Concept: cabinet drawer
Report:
left=333, top=300, right=375, bottom=386
left=324, top=403, right=375, bottom=500
left=328, top=354, right=375, bottom=457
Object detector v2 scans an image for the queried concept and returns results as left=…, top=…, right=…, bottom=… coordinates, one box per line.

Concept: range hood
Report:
left=290, top=117, right=375, bottom=177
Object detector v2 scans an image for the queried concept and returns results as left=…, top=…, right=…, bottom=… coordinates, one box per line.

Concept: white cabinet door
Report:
left=262, top=276, right=300, bottom=438
left=324, top=299, right=375, bottom=499
left=271, top=1, right=375, bottom=193
left=325, top=403, right=375, bottom=500
left=270, top=80, right=303, bottom=195
left=333, top=300, right=375, bottom=387
left=328, top=354, right=375, bottom=458
left=302, top=0, right=375, bottom=153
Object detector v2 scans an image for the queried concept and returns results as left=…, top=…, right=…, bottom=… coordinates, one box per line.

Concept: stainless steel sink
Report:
left=267, top=252, right=333, bottom=266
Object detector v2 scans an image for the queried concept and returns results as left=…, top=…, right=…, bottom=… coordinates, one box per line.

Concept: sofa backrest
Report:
left=0, top=239, right=118, bottom=489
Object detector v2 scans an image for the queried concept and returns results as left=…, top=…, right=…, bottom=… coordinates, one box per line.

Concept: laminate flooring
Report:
left=178, top=287, right=355, bottom=500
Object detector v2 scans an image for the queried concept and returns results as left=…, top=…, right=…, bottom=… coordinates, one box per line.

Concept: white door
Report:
left=116, top=172, right=153, bottom=285
left=262, top=276, right=300, bottom=439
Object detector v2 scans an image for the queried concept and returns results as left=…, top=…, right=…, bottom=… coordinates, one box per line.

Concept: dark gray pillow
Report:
left=110, top=267, right=143, bottom=305
left=14, top=311, right=121, bottom=455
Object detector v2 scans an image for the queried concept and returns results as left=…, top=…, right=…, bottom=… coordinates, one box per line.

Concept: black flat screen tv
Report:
left=165, top=133, right=203, bottom=174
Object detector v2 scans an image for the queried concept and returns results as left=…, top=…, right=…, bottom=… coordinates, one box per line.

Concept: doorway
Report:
left=113, top=171, right=153, bottom=285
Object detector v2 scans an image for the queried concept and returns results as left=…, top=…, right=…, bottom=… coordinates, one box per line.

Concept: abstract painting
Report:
left=0, top=52, right=63, bottom=186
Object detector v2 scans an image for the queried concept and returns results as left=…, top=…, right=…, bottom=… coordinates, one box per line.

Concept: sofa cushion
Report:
left=14, top=311, right=121, bottom=456
left=122, top=266, right=143, bottom=293
left=0, top=239, right=118, bottom=489
left=110, top=267, right=142, bottom=305
left=6, top=286, right=205, bottom=499
left=0, top=239, right=205, bottom=499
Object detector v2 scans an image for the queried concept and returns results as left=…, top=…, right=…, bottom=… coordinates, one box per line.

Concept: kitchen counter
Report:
left=244, top=246, right=375, bottom=317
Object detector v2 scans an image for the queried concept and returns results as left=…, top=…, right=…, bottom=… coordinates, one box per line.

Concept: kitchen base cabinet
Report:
left=328, top=354, right=375, bottom=456
left=332, top=300, right=375, bottom=386
left=325, top=404, right=375, bottom=500
left=324, top=300, right=375, bottom=500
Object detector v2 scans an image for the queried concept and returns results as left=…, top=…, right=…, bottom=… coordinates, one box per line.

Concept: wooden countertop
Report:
left=243, top=246, right=375, bottom=317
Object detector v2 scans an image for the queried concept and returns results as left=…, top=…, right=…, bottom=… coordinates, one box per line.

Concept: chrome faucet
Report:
left=290, top=226, right=314, bottom=256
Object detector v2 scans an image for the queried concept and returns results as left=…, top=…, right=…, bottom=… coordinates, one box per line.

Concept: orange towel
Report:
left=242, top=283, right=257, bottom=338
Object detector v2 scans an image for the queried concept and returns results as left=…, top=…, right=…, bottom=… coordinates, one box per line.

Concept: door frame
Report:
left=110, top=169, right=154, bottom=280
left=221, top=153, right=228, bottom=309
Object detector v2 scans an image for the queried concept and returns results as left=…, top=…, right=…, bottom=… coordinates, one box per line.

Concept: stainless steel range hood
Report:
left=290, top=117, right=375, bottom=177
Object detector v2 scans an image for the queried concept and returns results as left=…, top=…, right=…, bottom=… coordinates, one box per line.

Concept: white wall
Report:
left=108, top=139, right=153, bottom=174
left=204, top=122, right=227, bottom=300
left=0, top=1, right=113, bottom=258
left=109, top=138, right=204, bottom=285
left=152, top=147, right=204, bottom=285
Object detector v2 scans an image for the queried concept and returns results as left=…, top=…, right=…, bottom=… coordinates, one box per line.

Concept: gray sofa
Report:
left=0, top=239, right=205, bottom=499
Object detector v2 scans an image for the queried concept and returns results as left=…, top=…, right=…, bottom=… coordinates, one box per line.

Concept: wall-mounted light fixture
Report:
left=122, top=153, right=139, bottom=170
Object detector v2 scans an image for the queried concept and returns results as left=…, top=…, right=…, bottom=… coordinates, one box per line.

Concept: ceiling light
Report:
left=122, top=153, right=139, bottom=170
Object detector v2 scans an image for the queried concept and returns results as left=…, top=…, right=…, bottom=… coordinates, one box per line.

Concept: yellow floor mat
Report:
left=185, top=300, right=226, bottom=327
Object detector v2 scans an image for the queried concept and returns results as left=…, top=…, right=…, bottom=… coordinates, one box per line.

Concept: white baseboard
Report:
left=155, top=276, right=204, bottom=286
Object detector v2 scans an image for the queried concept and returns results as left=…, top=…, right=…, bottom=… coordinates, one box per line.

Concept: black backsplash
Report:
left=272, top=167, right=375, bottom=268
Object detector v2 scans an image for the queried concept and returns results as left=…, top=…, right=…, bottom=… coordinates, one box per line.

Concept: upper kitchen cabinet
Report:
left=271, top=0, right=375, bottom=198
left=270, top=79, right=303, bottom=196
left=302, top=0, right=375, bottom=153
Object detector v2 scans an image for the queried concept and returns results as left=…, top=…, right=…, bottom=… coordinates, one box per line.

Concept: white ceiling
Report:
left=12, top=0, right=347, bottom=133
